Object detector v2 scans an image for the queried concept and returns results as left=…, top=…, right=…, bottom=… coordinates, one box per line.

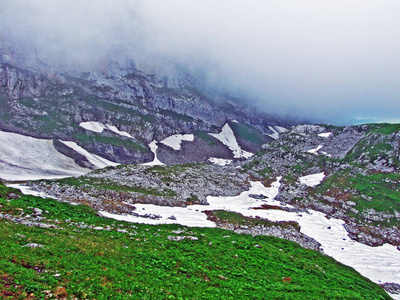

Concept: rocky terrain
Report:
left=0, top=38, right=292, bottom=167
left=205, top=210, right=321, bottom=251
left=25, top=123, right=400, bottom=249
left=241, top=123, right=400, bottom=247
left=28, top=163, right=249, bottom=211
left=16, top=121, right=399, bottom=253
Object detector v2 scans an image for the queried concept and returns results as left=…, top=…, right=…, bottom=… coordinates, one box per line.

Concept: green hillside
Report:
left=0, top=183, right=390, bottom=299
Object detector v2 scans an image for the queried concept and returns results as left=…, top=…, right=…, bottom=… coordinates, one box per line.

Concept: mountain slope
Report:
left=0, top=39, right=293, bottom=170
left=240, top=123, right=400, bottom=247
left=0, top=183, right=391, bottom=299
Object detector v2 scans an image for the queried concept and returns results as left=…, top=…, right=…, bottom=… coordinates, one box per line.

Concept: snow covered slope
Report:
left=59, top=141, right=119, bottom=169
left=160, top=134, right=194, bottom=150
left=142, top=141, right=164, bottom=166
left=267, top=126, right=287, bottom=139
left=0, top=131, right=88, bottom=181
left=209, top=124, right=253, bottom=159
left=0, top=131, right=122, bottom=181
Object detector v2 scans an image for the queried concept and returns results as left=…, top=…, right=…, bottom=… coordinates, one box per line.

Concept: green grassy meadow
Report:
left=0, top=184, right=390, bottom=299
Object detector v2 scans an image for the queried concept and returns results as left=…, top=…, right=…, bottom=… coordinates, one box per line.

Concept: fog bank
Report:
left=1, top=0, right=399, bottom=124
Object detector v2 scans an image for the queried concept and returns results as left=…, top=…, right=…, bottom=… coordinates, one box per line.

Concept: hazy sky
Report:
left=1, top=0, right=399, bottom=124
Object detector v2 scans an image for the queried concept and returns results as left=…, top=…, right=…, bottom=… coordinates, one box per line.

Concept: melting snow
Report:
left=79, top=122, right=134, bottom=138
left=0, top=131, right=88, bottom=181
left=306, top=145, right=323, bottom=155
left=160, top=134, right=194, bottom=150
left=100, top=180, right=281, bottom=228
left=79, top=121, right=105, bottom=133
left=319, top=151, right=332, bottom=158
left=59, top=140, right=119, bottom=169
left=318, top=132, right=333, bottom=138
left=267, top=126, right=287, bottom=139
left=208, top=157, right=233, bottom=166
left=98, top=177, right=400, bottom=294
left=299, top=172, right=325, bottom=187
left=100, top=205, right=214, bottom=227
left=13, top=175, right=400, bottom=295
left=105, top=125, right=134, bottom=139
left=209, top=124, right=253, bottom=159
left=142, top=141, right=164, bottom=166
left=7, top=183, right=57, bottom=199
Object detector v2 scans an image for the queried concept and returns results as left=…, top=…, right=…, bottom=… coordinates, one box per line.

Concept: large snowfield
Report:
left=0, top=131, right=121, bottom=181
left=0, top=131, right=88, bottom=181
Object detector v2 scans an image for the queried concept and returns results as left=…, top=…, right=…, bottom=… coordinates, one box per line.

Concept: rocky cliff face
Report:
left=0, top=40, right=292, bottom=166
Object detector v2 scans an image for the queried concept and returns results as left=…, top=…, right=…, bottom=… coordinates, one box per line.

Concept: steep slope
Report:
left=0, top=131, right=88, bottom=180
left=0, top=39, right=292, bottom=168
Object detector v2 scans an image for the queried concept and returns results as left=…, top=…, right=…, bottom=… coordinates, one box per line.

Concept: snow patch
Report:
left=59, top=140, right=119, bottom=169
left=160, top=134, right=194, bottom=150
left=99, top=180, right=282, bottom=227
left=99, top=205, right=214, bottom=227
left=252, top=208, right=400, bottom=295
left=79, top=122, right=134, bottom=139
left=306, top=145, right=323, bottom=155
left=0, top=131, right=89, bottom=181
left=320, top=151, right=332, bottom=158
left=208, top=157, right=233, bottom=166
left=7, top=184, right=57, bottom=199
left=267, top=126, right=287, bottom=139
left=209, top=124, right=253, bottom=159
left=318, top=132, right=333, bottom=138
left=79, top=121, right=105, bottom=133
left=299, top=172, right=325, bottom=187
left=142, top=141, right=164, bottom=166
left=105, top=125, right=134, bottom=139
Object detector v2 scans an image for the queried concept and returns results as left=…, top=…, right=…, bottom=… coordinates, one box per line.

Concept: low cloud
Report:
left=1, top=0, right=399, bottom=124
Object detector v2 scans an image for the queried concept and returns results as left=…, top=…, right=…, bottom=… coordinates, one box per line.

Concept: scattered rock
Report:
left=23, top=243, right=44, bottom=248
left=381, top=282, right=400, bottom=295
left=168, top=236, right=198, bottom=241
left=33, top=208, right=43, bottom=216
left=249, top=194, right=267, bottom=199
left=168, top=236, right=185, bottom=242
left=7, top=193, right=20, bottom=200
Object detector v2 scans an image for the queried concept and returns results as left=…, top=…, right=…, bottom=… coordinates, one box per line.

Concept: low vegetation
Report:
left=312, top=171, right=400, bottom=227
left=0, top=183, right=390, bottom=299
